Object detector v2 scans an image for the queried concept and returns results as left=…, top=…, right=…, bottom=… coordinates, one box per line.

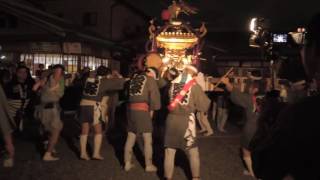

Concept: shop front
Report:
left=1, top=41, right=116, bottom=75
left=20, top=53, right=109, bottom=75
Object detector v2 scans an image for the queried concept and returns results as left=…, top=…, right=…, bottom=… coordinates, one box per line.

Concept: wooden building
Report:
left=0, top=0, right=132, bottom=75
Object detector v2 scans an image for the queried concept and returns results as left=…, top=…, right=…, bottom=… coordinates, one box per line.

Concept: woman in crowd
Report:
left=33, top=64, right=65, bottom=161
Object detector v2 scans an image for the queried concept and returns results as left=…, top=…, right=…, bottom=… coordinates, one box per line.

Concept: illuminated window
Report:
left=20, top=53, right=109, bottom=74
left=63, top=55, right=78, bottom=73
left=20, top=54, right=25, bottom=61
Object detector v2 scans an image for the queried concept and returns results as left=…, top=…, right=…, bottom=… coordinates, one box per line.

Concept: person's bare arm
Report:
left=221, top=77, right=233, bottom=92
left=150, top=111, right=154, bottom=118
left=212, top=87, right=225, bottom=92
left=32, top=78, right=46, bottom=91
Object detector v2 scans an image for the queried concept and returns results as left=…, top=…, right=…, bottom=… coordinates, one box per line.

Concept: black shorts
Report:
left=79, top=105, right=94, bottom=123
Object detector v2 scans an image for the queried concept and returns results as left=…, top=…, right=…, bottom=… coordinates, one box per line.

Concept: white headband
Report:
left=147, top=68, right=159, bottom=80
left=185, top=65, right=198, bottom=74
left=248, top=74, right=262, bottom=80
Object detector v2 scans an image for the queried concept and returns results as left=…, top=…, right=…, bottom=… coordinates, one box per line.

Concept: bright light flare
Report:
left=250, top=18, right=257, bottom=33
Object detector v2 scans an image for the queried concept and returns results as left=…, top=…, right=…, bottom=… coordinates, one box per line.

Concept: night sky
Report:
left=126, top=0, right=319, bottom=32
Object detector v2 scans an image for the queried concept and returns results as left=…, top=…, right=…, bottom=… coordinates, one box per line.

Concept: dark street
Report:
left=0, top=121, right=254, bottom=180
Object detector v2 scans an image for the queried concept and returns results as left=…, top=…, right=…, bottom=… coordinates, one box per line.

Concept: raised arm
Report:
left=100, top=78, right=126, bottom=92
left=221, top=77, right=250, bottom=108
left=32, top=78, right=47, bottom=92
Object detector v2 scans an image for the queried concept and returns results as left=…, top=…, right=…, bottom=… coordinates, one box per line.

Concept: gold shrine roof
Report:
left=156, top=21, right=198, bottom=50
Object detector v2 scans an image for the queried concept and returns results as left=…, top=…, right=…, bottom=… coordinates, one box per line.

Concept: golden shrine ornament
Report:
left=145, top=0, right=207, bottom=72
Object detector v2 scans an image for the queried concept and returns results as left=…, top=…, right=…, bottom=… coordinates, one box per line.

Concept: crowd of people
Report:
left=1, top=13, right=320, bottom=180
left=248, top=13, right=320, bottom=180
left=0, top=63, right=122, bottom=163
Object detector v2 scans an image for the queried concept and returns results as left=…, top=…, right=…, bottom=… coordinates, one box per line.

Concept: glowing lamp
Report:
left=250, top=18, right=258, bottom=33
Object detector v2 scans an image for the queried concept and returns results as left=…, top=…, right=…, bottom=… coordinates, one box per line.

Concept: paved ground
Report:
left=0, top=103, right=254, bottom=180
left=0, top=125, right=255, bottom=180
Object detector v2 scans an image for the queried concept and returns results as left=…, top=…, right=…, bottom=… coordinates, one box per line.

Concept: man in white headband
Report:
left=147, top=67, right=159, bottom=80
left=164, top=65, right=210, bottom=180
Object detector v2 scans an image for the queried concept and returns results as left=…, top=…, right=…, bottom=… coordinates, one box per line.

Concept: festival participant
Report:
left=194, top=71, right=214, bottom=136
left=124, top=67, right=161, bottom=172
left=33, top=64, right=65, bottom=161
left=79, top=66, right=125, bottom=160
left=0, top=85, right=15, bottom=167
left=164, top=65, right=210, bottom=180
left=4, top=65, right=34, bottom=132
left=221, top=75, right=265, bottom=177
